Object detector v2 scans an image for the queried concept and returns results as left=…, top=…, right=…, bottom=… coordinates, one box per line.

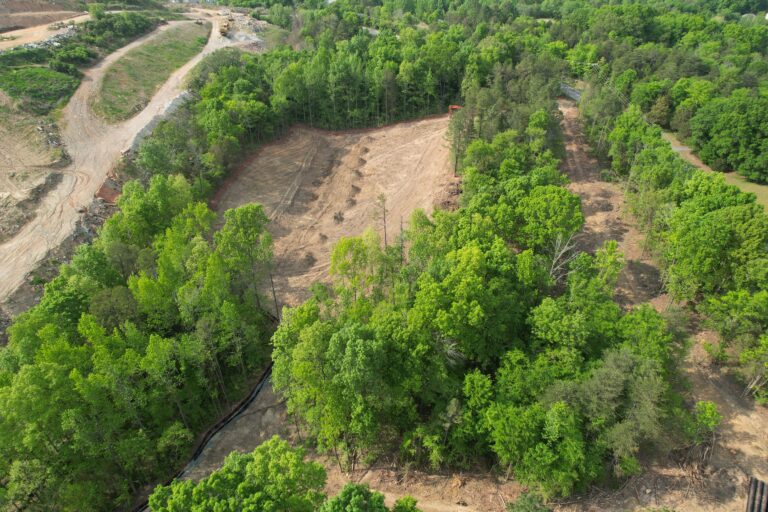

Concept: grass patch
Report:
left=94, top=21, right=209, bottom=122
left=723, top=172, right=768, bottom=211
left=0, top=67, right=79, bottom=114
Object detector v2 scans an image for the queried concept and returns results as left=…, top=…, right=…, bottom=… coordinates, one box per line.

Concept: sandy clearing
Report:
left=0, top=13, right=89, bottom=51
left=0, top=13, right=235, bottom=303
left=0, top=106, right=59, bottom=243
left=215, top=116, right=459, bottom=307
left=557, top=98, right=768, bottom=512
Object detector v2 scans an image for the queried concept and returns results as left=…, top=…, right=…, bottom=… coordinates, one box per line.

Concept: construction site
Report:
left=1, top=2, right=768, bottom=512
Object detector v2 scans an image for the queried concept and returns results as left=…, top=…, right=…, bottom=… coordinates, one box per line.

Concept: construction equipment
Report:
left=219, top=21, right=230, bottom=36
left=448, top=105, right=463, bottom=115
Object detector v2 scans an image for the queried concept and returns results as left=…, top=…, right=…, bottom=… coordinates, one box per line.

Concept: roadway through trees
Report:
left=557, top=98, right=768, bottom=512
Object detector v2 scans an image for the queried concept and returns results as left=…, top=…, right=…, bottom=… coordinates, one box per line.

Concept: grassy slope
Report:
left=94, top=21, right=209, bottom=122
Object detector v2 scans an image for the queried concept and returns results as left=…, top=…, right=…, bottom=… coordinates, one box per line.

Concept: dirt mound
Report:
left=0, top=0, right=82, bottom=14
left=0, top=11, right=81, bottom=31
left=214, top=116, right=458, bottom=308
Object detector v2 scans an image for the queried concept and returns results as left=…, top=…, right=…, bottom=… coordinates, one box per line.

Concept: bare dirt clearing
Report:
left=0, top=11, right=85, bottom=32
left=557, top=98, right=768, bottom=512
left=0, top=96, right=62, bottom=243
left=215, top=116, right=459, bottom=307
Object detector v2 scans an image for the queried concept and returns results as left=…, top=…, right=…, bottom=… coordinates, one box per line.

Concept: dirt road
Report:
left=558, top=98, right=768, bottom=512
left=661, top=131, right=768, bottom=211
left=0, top=12, right=89, bottom=51
left=0, top=14, right=233, bottom=303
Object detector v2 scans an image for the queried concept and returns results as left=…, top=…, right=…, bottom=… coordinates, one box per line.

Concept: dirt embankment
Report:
left=0, top=11, right=86, bottom=34
left=557, top=98, right=768, bottom=512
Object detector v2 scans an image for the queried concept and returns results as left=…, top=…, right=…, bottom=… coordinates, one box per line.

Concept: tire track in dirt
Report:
left=557, top=98, right=768, bottom=512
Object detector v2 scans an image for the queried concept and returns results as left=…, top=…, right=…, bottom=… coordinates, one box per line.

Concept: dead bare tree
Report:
left=548, top=232, right=579, bottom=284
left=374, top=193, right=388, bottom=246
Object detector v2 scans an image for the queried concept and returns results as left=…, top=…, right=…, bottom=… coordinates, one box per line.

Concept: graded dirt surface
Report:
left=214, top=116, right=459, bottom=308
left=557, top=98, right=768, bottom=512
left=0, top=13, right=89, bottom=51
left=661, top=131, right=768, bottom=211
left=0, top=12, right=239, bottom=304
left=0, top=96, right=60, bottom=243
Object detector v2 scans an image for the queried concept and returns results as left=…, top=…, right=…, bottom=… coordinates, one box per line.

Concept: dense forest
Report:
left=0, top=0, right=766, bottom=510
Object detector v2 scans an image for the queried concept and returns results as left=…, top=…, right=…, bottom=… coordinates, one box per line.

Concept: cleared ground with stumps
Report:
left=214, top=116, right=459, bottom=308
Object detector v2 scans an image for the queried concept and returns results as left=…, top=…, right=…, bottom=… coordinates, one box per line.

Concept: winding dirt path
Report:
left=0, top=13, right=233, bottom=303
left=557, top=98, right=768, bottom=512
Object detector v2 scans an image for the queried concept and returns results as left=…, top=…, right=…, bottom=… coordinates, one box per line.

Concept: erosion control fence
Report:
left=130, top=362, right=274, bottom=512
left=747, top=477, right=768, bottom=512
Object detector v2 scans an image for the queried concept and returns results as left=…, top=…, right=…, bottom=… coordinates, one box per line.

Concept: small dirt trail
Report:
left=661, top=131, right=768, bottom=211
left=558, top=99, right=664, bottom=308
left=557, top=98, right=768, bottom=511
left=0, top=13, right=233, bottom=303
